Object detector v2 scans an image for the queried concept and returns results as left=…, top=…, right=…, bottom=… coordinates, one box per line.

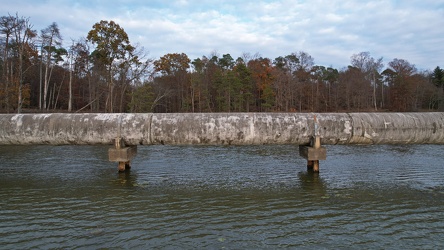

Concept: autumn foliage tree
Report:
left=153, top=53, right=191, bottom=112
left=248, top=57, right=275, bottom=111
left=87, top=20, right=137, bottom=112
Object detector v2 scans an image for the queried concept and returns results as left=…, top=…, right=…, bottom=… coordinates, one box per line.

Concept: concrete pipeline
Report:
left=0, top=112, right=444, bottom=146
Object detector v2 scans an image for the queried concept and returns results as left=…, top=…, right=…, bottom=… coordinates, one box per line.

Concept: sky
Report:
left=3, top=0, right=444, bottom=71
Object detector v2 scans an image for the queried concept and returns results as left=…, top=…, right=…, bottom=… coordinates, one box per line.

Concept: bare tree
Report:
left=66, top=38, right=89, bottom=112
left=40, top=22, right=63, bottom=110
left=12, top=14, right=37, bottom=113
left=351, top=52, right=383, bottom=110
left=386, top=58, right=417, bottom=111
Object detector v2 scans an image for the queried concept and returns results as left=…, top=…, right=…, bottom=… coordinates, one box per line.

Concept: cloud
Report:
left=2, top=0, right=444, bottom=70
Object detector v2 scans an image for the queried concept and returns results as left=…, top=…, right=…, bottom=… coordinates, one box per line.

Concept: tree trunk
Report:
left=17, top=59, right=23, bottom=113
left=68, top=57, right=73, bottom=112
left=43, top=55, right=50, bottom=110
left=54, top=73, right=65, bottom=110
left=373, top=73, right=377, bottom=111
left=2, top=33, right=10, bottom=112
left=39, top=46, right=43, bottom=110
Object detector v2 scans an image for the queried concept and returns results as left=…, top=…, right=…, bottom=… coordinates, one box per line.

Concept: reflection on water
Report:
left=298, top=171, right=327, bottom=198
left=0, top=144, right=443, bottom=249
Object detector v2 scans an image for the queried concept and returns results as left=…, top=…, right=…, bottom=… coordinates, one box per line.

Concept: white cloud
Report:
left=2, top=0, right=444, bottom=70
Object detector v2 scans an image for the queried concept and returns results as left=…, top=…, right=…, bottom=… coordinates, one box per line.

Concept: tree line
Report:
left=1, top=14, right=444, bottom=113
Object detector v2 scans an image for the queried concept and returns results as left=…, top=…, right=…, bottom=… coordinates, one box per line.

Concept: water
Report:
left=0, top=144, right=443, bottom=249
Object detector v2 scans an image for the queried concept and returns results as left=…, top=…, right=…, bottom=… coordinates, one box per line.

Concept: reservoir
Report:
left=1, top=144, right=443, bottom=249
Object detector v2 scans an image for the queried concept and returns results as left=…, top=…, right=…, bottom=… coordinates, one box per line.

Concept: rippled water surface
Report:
left=1, top=144, right=443, bottom=249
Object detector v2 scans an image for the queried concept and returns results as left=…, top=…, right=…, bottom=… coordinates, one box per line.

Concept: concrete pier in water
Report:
left=1, top=113, right=443, bottom=171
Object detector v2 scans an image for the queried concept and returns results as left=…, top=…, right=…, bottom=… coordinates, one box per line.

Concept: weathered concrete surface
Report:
left=0, top=113, right=152, bottom=145
left=109, top=146, right=138, bottom=162
left=150, top=113, right=350, bottom=145
left=299, top=146, right=327, bottom=161
left=0, top=112, right=443, bottom=145
left=348, top=113, right=444, bottom=144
